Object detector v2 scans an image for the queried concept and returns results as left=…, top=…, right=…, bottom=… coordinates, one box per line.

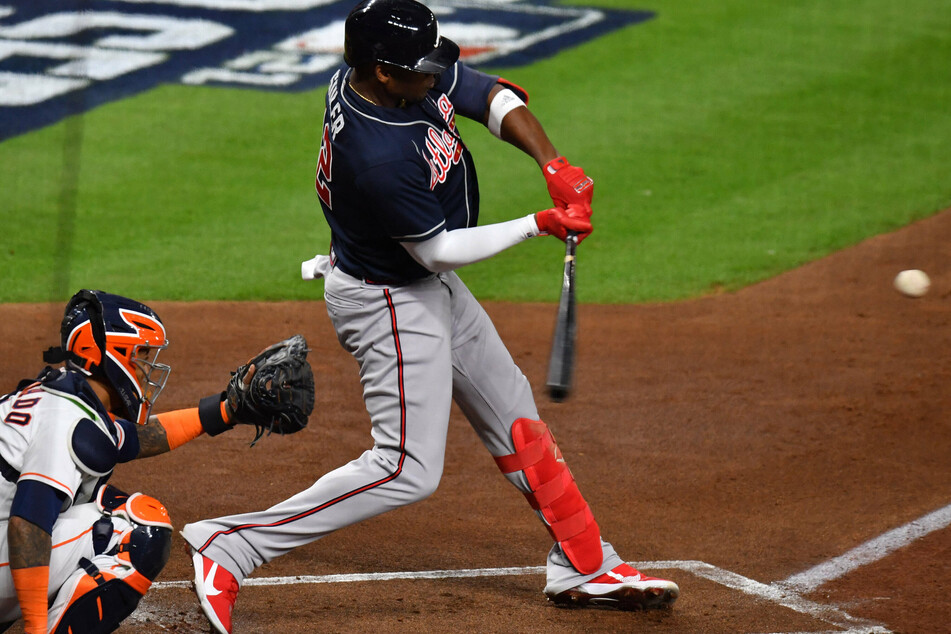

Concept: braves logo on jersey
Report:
left=424, top=95, right=463, bottom=189
left=0, top=1, right=653, bottom=141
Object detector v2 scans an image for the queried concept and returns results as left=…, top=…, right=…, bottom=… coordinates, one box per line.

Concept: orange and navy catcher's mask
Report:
left=44, top=289, right=170, bottom=425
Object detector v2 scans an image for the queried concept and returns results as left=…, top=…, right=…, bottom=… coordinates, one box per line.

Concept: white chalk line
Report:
left=154, top=564, right=547, bottom=589
left=151, top=501, right=951, bottom=633
left=154, top=560, right=885, bottom=632
left=779, top=501, right=951, bottom=594
left=152, top=560, right=889, bottom=634
left=655, top=561, right=889, bottom=634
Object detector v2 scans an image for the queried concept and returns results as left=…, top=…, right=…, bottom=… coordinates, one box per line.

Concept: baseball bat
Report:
left=546, top=233, right=578, bottom=402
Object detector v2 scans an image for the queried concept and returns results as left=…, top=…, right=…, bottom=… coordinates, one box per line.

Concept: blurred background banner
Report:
left=0, top=0, right=651, bottom=141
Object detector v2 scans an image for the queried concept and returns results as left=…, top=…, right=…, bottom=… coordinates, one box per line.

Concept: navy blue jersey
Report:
left=315, top=63, right=498, bottom=283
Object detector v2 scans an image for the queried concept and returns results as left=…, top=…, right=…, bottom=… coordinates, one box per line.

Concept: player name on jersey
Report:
left=0, top=0, right=652, bottom=141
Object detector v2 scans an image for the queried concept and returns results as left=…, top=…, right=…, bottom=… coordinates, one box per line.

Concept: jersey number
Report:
left=315, top=123, right=332, bottom=210
left=4, top=395, right=40, bottom=426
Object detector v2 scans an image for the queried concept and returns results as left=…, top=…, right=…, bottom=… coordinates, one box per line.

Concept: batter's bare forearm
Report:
left=501, top=107, right=559, bottom=167
left=486, top=84, right=558, bottom=167
left=8, top=516, right=52, bottom=569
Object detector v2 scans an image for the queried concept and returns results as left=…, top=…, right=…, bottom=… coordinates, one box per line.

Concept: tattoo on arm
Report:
left=136, top=417, right=171, bottom=458
left=8, top=516, right=52, bottom=569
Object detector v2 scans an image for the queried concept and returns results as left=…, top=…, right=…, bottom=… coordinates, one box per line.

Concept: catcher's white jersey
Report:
left=0, top=376, right=124, bottom=519
left=0, top=369, right=143, bottom=624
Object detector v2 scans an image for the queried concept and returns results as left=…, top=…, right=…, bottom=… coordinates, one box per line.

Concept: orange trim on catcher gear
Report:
left=156, top=407, right=205, bottom=450
left=125, top=492, right=172, bottom=529
left=493, top=418, right=603, bottom=574
left=121, top=570, right=152, bottom=595
left=64, top=322, right=101, bottom=373
left=50, top=566, right=153, bottom=632
left=54, top=573, right=99, bottom=633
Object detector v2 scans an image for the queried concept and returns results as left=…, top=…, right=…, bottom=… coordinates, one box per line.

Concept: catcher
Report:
left=0, top=289, right=313, bottom=633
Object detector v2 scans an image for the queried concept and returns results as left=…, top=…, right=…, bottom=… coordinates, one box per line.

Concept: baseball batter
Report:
left=0, top=290, right=312, bottom=634
left=183, top=1, right=678, bottom=631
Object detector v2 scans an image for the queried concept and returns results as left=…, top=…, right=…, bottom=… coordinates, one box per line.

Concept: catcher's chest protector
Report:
left=493, top=418, right=603, bottom=574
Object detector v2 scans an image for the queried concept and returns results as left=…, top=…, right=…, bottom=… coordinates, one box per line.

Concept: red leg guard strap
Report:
left=549, top=507, right=592, bottom=542
left=494, top=418, right=603, bottom=574
left=529, top=468, right=574, bottom=510
left=493, top=427, right=554, bottom=474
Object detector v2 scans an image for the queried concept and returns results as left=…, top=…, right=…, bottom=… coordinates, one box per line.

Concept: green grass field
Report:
left=2, top=0, right=949, bottom=304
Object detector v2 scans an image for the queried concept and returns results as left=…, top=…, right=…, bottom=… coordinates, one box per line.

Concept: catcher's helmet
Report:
left=48, top=290, right=170, bottom=425
left=344, top=0, right=460, bottom=73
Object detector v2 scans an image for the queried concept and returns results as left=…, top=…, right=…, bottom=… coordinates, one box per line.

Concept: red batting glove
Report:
left=535, top=205, right=593, bottom=243
left=562, top=202, right=591, bottom=221
left=543, top=157, right=594, bottom=212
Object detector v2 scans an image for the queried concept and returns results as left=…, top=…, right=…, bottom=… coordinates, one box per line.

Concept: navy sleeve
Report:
left=437, top=62, right=499, bottom=122
left=11, top=480, right=67, bottom=535
left=115, top=418, right=140, bottom=463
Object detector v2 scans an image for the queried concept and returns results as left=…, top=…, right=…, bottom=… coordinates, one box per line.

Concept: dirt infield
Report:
left=1, top=211, right=948, bottom=633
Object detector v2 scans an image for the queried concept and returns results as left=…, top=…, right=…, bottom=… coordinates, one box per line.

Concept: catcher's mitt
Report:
left=226, top=334, right=315, bottom=445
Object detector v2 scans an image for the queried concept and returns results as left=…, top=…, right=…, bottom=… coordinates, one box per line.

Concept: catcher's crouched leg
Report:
left=49, top=487, right=173, bottom=634
left=494, top=418, right=603, bottom=574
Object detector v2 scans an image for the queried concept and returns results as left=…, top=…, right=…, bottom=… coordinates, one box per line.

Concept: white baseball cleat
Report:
left=546, top=563, right=679, bottom=610
left=191, top=548, right=240, bottom=633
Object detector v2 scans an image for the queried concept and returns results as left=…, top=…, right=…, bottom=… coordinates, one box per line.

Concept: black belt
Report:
left=363, top=277, right=416, bottom=287
left=335, top=262, right=421, bottom=287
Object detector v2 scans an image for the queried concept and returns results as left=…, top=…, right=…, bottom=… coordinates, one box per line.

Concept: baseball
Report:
left=893, top=269, right=930, bottom=298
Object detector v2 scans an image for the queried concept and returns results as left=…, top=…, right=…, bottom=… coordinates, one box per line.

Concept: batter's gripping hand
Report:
left=226, top=334, right=315, bottom=445
left=543, top=157, right=594, bottom=216
left=536, top=205, right=592, bottom=243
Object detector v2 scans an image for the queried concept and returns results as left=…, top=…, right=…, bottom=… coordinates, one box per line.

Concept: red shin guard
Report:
left=494, top=418, right=603, bottom=574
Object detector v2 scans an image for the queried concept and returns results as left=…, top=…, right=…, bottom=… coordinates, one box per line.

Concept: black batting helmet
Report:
left=344, top=0, right=460, bottom=73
